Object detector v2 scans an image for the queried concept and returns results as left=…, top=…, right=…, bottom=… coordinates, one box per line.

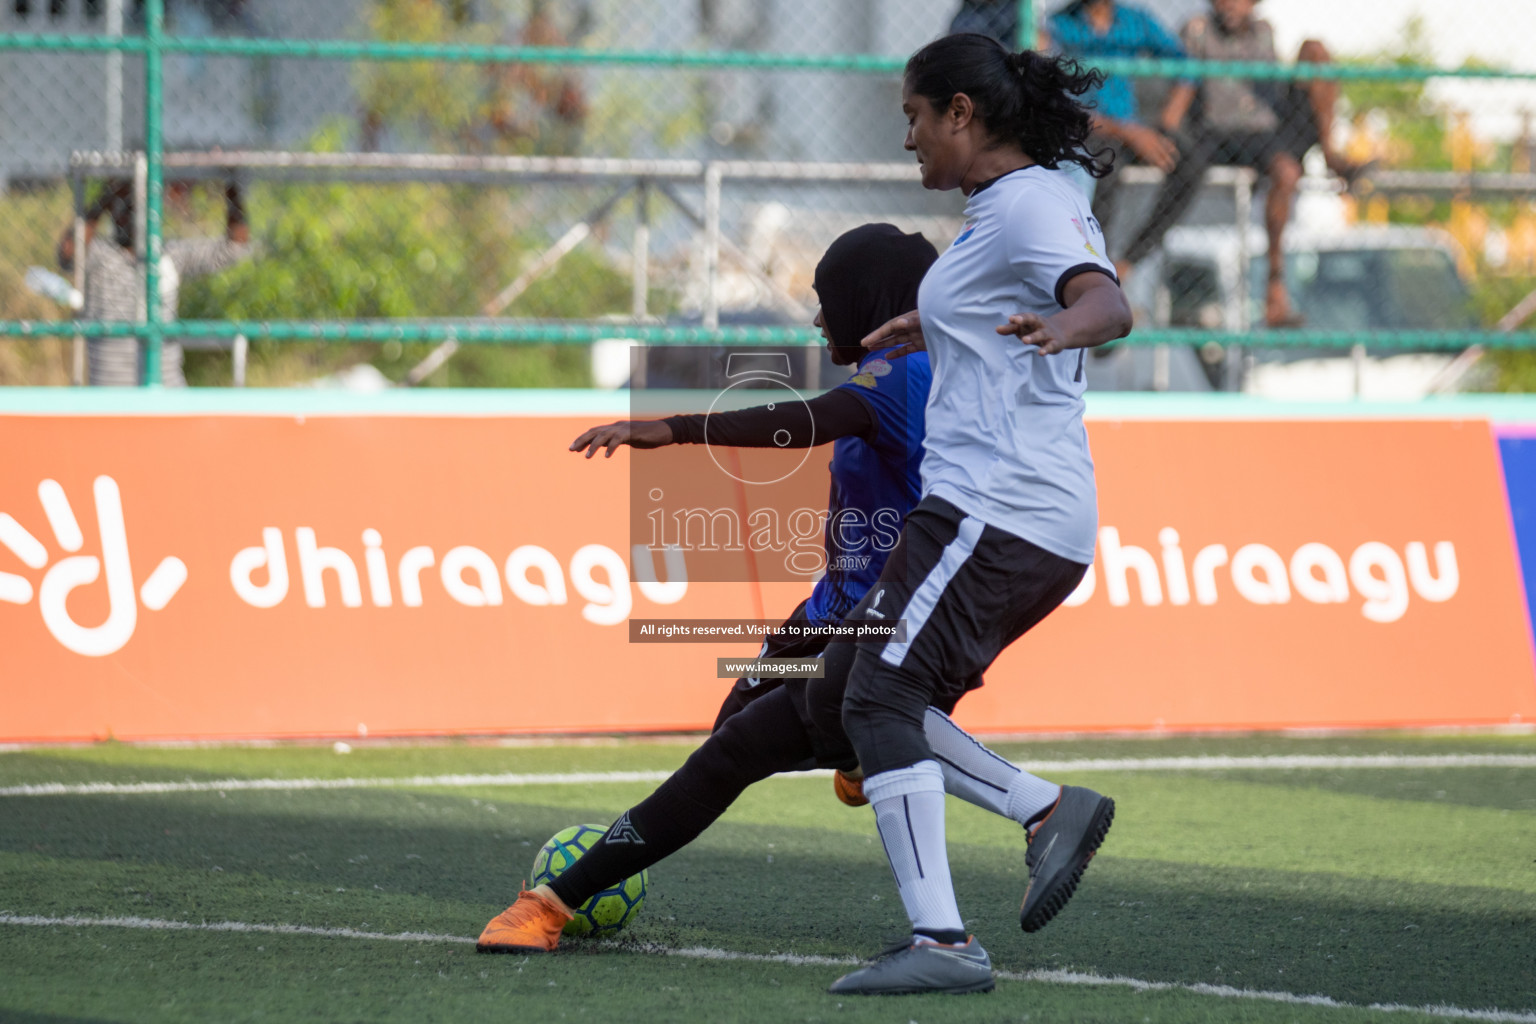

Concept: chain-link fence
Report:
left=2, top=0, right=1535, bottom=392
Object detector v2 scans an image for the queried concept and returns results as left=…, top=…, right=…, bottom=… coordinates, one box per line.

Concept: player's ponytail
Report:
left=904, top=33, right=1113, bottom=179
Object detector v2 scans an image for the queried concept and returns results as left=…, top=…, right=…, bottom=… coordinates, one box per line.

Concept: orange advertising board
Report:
left=1, top=411, right=1532, bottom=742
left=0, top=414, right=767, bottom=742
left=961, top=418, right=1536, bottom=733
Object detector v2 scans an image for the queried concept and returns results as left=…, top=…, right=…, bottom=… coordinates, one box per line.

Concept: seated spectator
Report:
left=58, top=179, right=252, bottom=386
left=1046, top=0, right=1184, bottom=249
left=1118, top=0, right=1366, bottom=326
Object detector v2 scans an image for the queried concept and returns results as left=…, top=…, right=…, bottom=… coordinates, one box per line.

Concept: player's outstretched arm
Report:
left=672, top=389, right=875, bottom=449
left=995, top=272, right=1132, bottom=356
left=569, top=420, right=674, bottom=459
left=860, top=309, right=925, bottom=358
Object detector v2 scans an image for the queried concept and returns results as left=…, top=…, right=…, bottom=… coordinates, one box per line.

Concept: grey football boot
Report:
left=827, top=937, right=995, bottom=996
left=1019, top=784, right=1116, bottom=933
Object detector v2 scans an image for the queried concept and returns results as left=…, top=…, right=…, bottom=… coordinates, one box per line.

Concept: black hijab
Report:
left=813, top=223, right=938, bottom=364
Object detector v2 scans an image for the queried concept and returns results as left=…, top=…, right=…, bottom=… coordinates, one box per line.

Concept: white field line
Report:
left=0, top=769, right=684, bottom=798
left=1, top=913, right=1532, bottom=1023
left=3, top=754, right=1536, bottom=798
left=0, top=913, right=475, bottom=945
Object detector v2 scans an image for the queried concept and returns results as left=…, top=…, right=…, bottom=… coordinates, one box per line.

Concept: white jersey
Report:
left=916, top=165, right=1115, bottom=564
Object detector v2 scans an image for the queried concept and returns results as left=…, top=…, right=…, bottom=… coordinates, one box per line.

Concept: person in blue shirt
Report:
left=477, top=224, right=1087, bottom=956
left=1046, top=0, right=1186, bottom=248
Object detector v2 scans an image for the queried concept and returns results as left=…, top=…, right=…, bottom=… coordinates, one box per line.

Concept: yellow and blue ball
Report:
left=531, top=824, right=648, bottom=937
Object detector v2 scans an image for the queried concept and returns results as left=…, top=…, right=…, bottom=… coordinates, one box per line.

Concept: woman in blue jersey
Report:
left=476, top=223, right=1094, bottom=955
left=569, top=222, right=936, bottom=730
left=821, top=36, right=1135, bottom=996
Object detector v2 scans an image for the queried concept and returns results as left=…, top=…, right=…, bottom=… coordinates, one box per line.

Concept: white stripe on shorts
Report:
left=880, top=515, right=984, bottom=668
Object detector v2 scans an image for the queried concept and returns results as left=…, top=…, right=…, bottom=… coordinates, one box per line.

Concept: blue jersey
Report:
left=805, top=347, right=932, bottom=625
left=1048, top=3, right=1185, bottom=124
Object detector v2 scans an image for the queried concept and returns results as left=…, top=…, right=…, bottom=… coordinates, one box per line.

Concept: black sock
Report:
left=547, top=686, right=815, bottom=910
left=913, top=927, right=968, bottom=945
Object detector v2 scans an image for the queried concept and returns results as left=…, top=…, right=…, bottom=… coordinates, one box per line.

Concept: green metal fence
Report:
left=2, top=0, right=1534, bottom=390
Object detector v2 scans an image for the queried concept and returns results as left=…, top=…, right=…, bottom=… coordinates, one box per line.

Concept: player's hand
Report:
left=1121, top=123, right=1179, bottom=173
left=997, top=313, right=1069, bottom=356
left=569, top=419, right=673, bottom=458
left=860, top=309, right=925, bottom=358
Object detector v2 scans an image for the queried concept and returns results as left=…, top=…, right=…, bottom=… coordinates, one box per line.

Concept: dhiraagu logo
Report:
left=0, top=476, right=187, bottom=657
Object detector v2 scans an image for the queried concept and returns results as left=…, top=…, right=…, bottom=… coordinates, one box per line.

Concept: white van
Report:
left=1144, top=223, right=1476, bottom=334
left=1094, top=223, right=1478, bottom=393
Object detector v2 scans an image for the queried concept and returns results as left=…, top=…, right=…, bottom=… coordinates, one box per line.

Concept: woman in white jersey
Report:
left=819, top=35, right=1133, bottom=996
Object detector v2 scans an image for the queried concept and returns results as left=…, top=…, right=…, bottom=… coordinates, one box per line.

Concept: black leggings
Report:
left=709, top=599, right=826, bottom=733
left=544, top=556, right=996, bottom=909
left=547, top=683, right=817, bottom=910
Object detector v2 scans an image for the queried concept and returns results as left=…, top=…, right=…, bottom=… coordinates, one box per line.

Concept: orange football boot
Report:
left=476, top=886, right=572, bottom=953
left=833, top=769, right=868, bottom=807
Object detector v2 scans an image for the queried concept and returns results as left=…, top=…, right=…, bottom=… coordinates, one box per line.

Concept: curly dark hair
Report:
left=904, top=33, right=1113, bottom=179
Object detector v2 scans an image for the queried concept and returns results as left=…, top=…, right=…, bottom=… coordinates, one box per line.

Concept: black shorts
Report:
left=831, top=495, right=1089, bottom=776
left=1198, top=84, right=1320, bottom=170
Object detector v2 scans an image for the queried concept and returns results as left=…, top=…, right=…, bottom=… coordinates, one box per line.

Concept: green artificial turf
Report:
left=1, top=733, right=1533, bottom=1023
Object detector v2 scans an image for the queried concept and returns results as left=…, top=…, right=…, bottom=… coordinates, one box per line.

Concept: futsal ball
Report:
left=531, top=824, right=648, bottom=937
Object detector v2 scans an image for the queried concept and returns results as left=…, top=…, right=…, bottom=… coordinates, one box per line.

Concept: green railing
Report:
left=2, top=0, right=1534, bottom=387
left=0, top=320, right=1527, bottom=352
left=3, top=31, right=1534, bottom=80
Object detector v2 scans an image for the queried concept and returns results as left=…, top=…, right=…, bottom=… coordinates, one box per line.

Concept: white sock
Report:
left=924, top=707, right=1061, bottom=827
left=863, top=759, right=964, bottom=937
